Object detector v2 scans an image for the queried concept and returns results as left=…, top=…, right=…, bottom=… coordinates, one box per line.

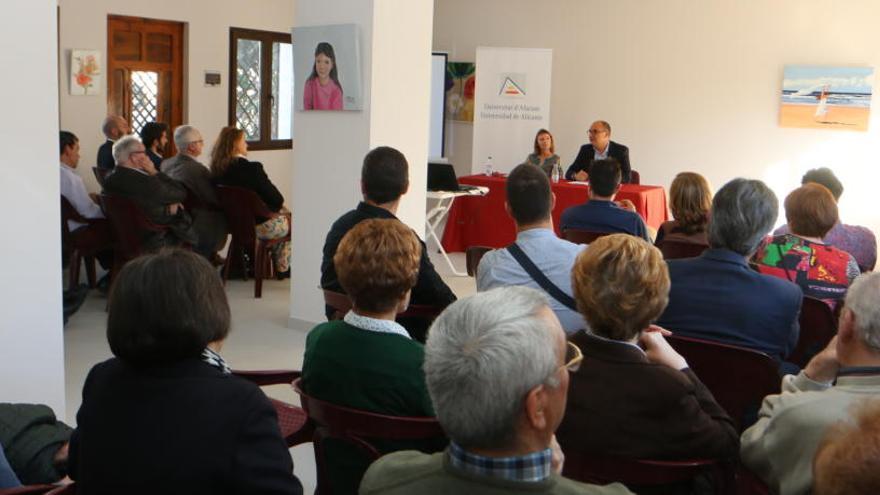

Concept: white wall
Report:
left=58, top=0, right=294, bottom=196
left=289, top=0, right=433, bottom=329
left=434, top=0, right=880, bottom=243
left=0, top=0, right=66, bottom=417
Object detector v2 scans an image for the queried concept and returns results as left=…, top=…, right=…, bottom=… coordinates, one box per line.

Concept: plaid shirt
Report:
left=447, top=441, right=552, bottom=482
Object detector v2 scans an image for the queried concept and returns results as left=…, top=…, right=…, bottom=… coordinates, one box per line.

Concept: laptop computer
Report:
left=427, top=162, right=480, bottom=192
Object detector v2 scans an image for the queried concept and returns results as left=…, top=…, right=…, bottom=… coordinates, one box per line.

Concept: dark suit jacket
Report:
left=320, top=202, right=456, bottom=325
left=102, top=166, right=197, bottom=249
left=565, top=141, right=632, bottom=183
left=162, top=154, right=228, bottom=251
left=68, top=358, right=303, bottom=495
left=557, top=331, right=739, bottom=460
left=214, top=157, right=284, bottom=214
left=656, top=248, right=802, bottom=360
left=96, top=140, right=115, bottom=171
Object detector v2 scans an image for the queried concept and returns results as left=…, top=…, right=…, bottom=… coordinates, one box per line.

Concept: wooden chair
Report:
left=232, top=369, right=313, bottom=447
left=465, top=246, right=492, bottom=277
left=789, top=296, right=838, bottom=368
left=99, top=193, right=170, bottom=284
left=629, top=169, right=641, bottom=185
left=216, top=186, right=290, bottom=298
left=656, top=239, right=709, bottom=260
left=667, top=335, right=780, bottom=431
left=292, top=378, right=444, bottom=495
left=563, top=451, right=728, bottom=494
left=61, top=196, right=100, bottom=288
left=562, top=229, right=610, bottom=245
left=0, top=485, right=59, bottom=495
left=92, top=167, right=109, bottom=188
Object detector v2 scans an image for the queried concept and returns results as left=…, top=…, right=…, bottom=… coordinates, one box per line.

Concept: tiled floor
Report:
left=62, top=249, right=475, bottom=493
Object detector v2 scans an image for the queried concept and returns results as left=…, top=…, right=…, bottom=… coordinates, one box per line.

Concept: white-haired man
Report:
left=161, top=125, right=228, bottom=259
left=741, top=272, right=880, bottom=495
left=102, top=135, right=197, bottom=251
left=360, top=287, right=632, bottom=495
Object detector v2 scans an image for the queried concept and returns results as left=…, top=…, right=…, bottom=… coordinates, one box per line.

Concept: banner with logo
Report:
left=471, top=47, right=553, bottom=175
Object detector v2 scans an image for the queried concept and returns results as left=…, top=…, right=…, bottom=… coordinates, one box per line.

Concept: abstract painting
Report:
left=446, top=62, right=475, bottom=122
left=780, top=65, right=874, bottom=131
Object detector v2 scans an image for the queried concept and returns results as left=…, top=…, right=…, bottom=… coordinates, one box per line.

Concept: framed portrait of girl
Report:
left=293, top=24, right=363, bottom=111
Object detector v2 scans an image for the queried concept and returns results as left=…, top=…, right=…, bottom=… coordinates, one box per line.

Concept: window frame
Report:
left=228, top=27, right=292, bottom=151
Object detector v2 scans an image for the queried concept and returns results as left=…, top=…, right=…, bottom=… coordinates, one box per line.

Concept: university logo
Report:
left=498, top=76, right=526, bottom=97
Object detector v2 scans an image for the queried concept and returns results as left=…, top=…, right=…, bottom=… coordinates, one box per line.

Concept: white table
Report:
left=426, top=187, right=489, bottom=276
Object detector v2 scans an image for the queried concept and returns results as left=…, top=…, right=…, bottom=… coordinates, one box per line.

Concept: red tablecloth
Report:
left=440, top=174, right=669, bottom=252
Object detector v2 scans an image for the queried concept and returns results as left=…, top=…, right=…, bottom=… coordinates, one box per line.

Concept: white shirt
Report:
left=343, top=310, right=411, bottom=339
left=593, top=143, right=610, bottom=161
left=60, top=163, right=104, bottom=230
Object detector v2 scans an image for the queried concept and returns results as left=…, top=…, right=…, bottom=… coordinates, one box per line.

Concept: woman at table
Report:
left=210, top=126, right=291, bottom=278
left=753, top=183, right=859, bottom=309
left=523, top=128, right=560, bottom=177
left=655, top=172, right=712, bottom=245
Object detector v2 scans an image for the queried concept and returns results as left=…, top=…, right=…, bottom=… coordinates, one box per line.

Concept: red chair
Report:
left=735, top=465, right=770, bottom=495
left=0, top=485, right=59, bottom=495
left=232, top=369, right=313, bottom=447
left=465, top=246, right=492, bottom=277
left=322, top=290, right=442, bottom=323
left=216, top=186, right=290, bottom=298
left=562, top=229, right=611, bottom=244
left=92, top=167, right=109, bottom=188
left=629, top=170, right=641, bottom=185
left=61, top=196, right=109, bottom=288
left=667, top=335, right=780, bottom=431
left=292, top=378, right=444, bottom=495
left=789, top=296, right=838, bottom=368
left=656, top=239, right=709, bottom=259
left=45, top=485, right=74, bottom=495
left=99, top=194, right=170, bottom=284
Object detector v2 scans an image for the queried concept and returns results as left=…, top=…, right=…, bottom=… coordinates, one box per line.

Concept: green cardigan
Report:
left=302, top=320, right=441, bottom=495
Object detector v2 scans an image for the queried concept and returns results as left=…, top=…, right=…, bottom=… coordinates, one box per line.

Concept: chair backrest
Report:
left=292, top=378, right=444, bottom=494
left=216, top=186, right=274, bottom=252
left=322, top=289, right=443, bottom=322
left=0, top=485, right=59, bottom=495
left=92, top=167, right=109, bottom=187
left=629, top=169, right=641, bottom=185
left=45, top=484, right=76, bottom=495
left=60, top=196, right=84, bottom=245
left=100, top=193, right=167, bottom=261
left=667, top=334, right=780, bottom=430
left=790, top=296, right=838, bottom=367
left=656, top=239, right=709, bottom=260
left=563, top=451, right=721, bottom=488
left=465, top=246, right=492, bottom=277
left=562, top=229, right=610, bottom=245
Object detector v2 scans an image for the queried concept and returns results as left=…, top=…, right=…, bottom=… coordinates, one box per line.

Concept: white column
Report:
left=289, top=0, right=434, bottom=329
left=0, top=0, right=66, bottom=417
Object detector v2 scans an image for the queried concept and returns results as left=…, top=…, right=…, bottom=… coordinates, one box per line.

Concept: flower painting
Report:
left=446, top=62, right=475, bottom=122
left=70, top=50, right=101, bottom=96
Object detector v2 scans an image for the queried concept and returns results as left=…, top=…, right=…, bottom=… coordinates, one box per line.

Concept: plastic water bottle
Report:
left=551, top=163, right=561, bottom=183
left=484, top=156, right=494, bottom=176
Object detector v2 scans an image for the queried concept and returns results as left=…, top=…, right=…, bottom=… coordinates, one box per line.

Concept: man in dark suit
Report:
left=102, top=135, right=198, bottom=252
left=96, top=115, right=129, bottom=171
left=656, top=178, right=802, bottom=362
left=565, top=120, right=632, bottom=183
left=321, top=146, right=456, bottom=340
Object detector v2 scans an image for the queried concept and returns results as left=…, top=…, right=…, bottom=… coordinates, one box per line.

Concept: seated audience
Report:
left=755, top=183, right=859, bottom=308
left=741, top=272, right=880, bottom=495
left=524, top=128, right=561, bottom=177
left=557, top=234, right=737, bottom=464
left=655, top=172, right=712, bottom=245
left=68, top=249, right=303, bottom=494
left=813, top=400, right=880, bottom=495
left=565, top=120, right=632, bottom=183
left=211, top=126, right=290, bottom=277
left=102, top=135, right=198, bottom=252
left=0, top=403, right=72, bottom=485
left=96, top=115, right=129, bottom=171
left=560, top=158, right=649, bottom=240
left=477, top=163, right=586, bottom=334
left=656, top=178, right=802, bottom=361
left=360, top=286, right=632, bottom=495
left=162, top=125, right=228, bottom=260
left=140, top=121, right=169, bottom=169
left=775, top=167, right=876, bottom=272
left=321, top=146, right=455, bottom=340
left=304, top=218, right=439, bottom=495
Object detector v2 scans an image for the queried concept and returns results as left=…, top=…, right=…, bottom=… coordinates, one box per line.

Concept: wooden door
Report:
left=107, top=15, right=184, bottom=150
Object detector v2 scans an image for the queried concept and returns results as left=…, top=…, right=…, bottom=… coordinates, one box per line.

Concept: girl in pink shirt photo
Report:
left=303, top=42, right=343, bottom=110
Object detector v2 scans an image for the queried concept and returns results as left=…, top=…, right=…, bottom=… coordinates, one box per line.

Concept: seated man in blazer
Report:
left=102, top=135, right=198, bottom=252
left=656, top=178, right=802, bottom=362
left=565, top=120, right=632, bottom=183
left=96, top=115, right=129, bottom=171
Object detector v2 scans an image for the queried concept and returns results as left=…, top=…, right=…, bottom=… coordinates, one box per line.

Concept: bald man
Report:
left=96, top=115, right=130, bottom=171
left=565, top=120, right=632, bottom=183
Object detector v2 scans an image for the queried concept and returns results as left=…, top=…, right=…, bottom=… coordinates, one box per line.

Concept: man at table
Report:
left=320, top=146, right=456, bottom=341
left=565, top=120, right=632, bottom=183
left=560, top=159, right=649, bottom=241
left=477, top=164, right=587, bottom=335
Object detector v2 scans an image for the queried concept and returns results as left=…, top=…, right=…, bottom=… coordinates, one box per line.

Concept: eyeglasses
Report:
left=561, top=341, right=583, bottom=373
left=129, top=150, right=146, bottom=156
left=588, top=129, right=606, bottom=135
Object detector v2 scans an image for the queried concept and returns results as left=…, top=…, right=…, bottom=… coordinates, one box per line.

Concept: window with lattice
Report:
left=131, top=71, right=158, bottom=135
left=229, top=28, right=292, bottom=150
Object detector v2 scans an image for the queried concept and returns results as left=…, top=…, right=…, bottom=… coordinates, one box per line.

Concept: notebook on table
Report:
left=427, top=162, right=480, bottom=192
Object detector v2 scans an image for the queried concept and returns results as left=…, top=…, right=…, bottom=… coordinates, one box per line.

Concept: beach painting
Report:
left=780, top=65, right=874, bottom=131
